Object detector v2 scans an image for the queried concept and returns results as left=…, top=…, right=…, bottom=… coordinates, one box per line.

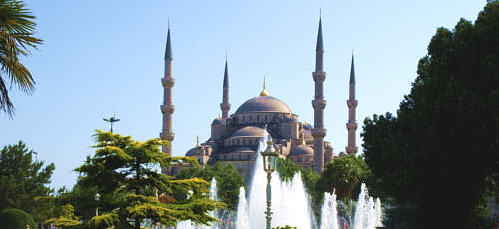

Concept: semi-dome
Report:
left=235, top=96, right=292, bottom=114
left=230, top=126, right=266, bottom=138
left=290, top=145, right=314, bottom=156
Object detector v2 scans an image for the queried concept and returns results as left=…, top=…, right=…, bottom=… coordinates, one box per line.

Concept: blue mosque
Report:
left=160, top=18, right=359, bottom=180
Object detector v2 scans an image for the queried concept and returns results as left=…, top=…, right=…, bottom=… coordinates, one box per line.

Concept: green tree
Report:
left=0, top=208, right=36, bottom=229
left=0, top=0, right=42, bottom=117
left=44, top=204, right=81, bottom=228
left=0, top=141, right=55, bottom=223
left=175, top=162, right=244, bottom=210
left=362, top=3, right=499, bottom=228
left=75, top=130, right=221, bottom=229
left=319, top=155, right=371, bottom=200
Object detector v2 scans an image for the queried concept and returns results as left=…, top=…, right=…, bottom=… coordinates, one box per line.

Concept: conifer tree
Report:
left=75, top=130, right=222, bottom=229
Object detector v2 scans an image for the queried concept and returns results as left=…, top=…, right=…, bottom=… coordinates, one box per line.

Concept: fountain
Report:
left=320, top=190, right=339, bottom=229
left=177, top=128, right=382, bottom=229
left=239, top=128, right=313, bottom=228
left=236, top=187, right=248, bottom=229
left=352, top=183, right=383, bottom=229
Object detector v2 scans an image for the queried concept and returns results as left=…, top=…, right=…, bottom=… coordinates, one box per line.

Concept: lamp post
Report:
left=95, top=193, right=100, bottom=216
left=261, top=139, right=279, bottom=229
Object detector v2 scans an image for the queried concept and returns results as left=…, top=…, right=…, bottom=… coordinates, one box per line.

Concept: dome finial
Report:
left=260, top=76, right=269, bottom=96
left=196, top=135, right=199, bottom=148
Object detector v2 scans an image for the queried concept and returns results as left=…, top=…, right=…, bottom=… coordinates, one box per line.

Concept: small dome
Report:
left=290, top=145, right=314, bottom=156
left=186, top=147, right=201, bottom=156
left=303, top=122, right=313, bottom=130
left=230, top=126, right=266, bottom=138
left=211, top=117, right=222, bottom=125
left=235, top=96, right=292, bottom=114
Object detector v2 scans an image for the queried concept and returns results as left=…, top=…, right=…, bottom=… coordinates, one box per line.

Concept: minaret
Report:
left=312, top=16, right=327, bottom=173
left=346, top=54, right=358, bottom=154
left=161, top=21, right=175, bottom=157
left=220, top=57, right=231, bottom=119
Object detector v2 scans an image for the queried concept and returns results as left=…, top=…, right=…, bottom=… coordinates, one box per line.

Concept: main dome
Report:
left=235, top=96, right=292, bottom=114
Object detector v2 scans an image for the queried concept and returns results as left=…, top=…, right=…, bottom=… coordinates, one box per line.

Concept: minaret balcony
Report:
left=312, top=71, right=326, bottom=82
left=220, top=103, right=231, bottom=111
left=160, top=132, right=175, bottom=141
left=346, top=122, right=358, bottom=130
left=312, top=99, right=327, bottom=109
left=311, top=128, right=327, bottom=137
left=347, top=100, right=358, bottom=108
left=345, top=146, right=358, bottom=154
left=161, top=104, right=175, bottom=114
left=161, top=77, right=175, bottom=87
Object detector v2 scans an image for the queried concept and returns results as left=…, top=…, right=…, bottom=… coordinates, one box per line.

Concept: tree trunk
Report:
left=135, top=160, right=141, bottom=229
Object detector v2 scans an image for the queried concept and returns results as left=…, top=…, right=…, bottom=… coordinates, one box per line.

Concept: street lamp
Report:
left=95, top=193, right=100, bottom=216
left=261, top=139, right=279, bottom=229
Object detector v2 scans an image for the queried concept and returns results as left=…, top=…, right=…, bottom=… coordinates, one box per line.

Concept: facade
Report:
left=162, top=18, right=358, bottom=181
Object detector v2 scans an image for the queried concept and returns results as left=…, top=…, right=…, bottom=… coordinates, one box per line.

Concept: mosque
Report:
left=160, top=18, right=359, bottom=180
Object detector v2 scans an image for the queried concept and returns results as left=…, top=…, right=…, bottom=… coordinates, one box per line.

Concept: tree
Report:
left=75, top=130, right=222, bottom=229
left=0, top=0, right=42, bottom=117
left=362, top=3, right=499, bottom=228
left=0, top=208, right=36, bottom=229
left=175, top=162, right=244, bottom=210
left=44, top=204, right=81, bottom=228
left=0, top=141, right=55, bottom=223
left=318, top=155, right=371, bottom=200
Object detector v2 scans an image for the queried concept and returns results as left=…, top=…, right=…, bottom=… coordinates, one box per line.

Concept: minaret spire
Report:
left=312, top=14, right=327, bottom=173
left=346, top=53, right=358, bottom=154
left=161, top=21, right=175, bottom=160
left=220, top=57, right=231, bottom=119
left=165, top=19, right=172, bottom=60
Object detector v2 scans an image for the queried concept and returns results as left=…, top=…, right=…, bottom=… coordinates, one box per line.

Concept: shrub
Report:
left=0, top=208, right=36, bottom=229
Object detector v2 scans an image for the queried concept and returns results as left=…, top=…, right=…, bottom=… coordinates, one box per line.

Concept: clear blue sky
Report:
left=0, top=0, right=486, bottom=189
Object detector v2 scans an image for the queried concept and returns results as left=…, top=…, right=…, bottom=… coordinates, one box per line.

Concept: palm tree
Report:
left=0, top=0, right=42, bottom=117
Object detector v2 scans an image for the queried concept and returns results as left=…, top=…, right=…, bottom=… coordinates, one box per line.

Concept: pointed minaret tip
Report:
left=196, top=135, right=199, bottom=148
left=165, top=19, right=173, bottom=60
left=223, top=57, right=229, bottom=88
left=260, top=76, right=269, bottom=96
left=316, top=10, right=324, bottom=52
left=350, top=53, right=355, bottom=84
